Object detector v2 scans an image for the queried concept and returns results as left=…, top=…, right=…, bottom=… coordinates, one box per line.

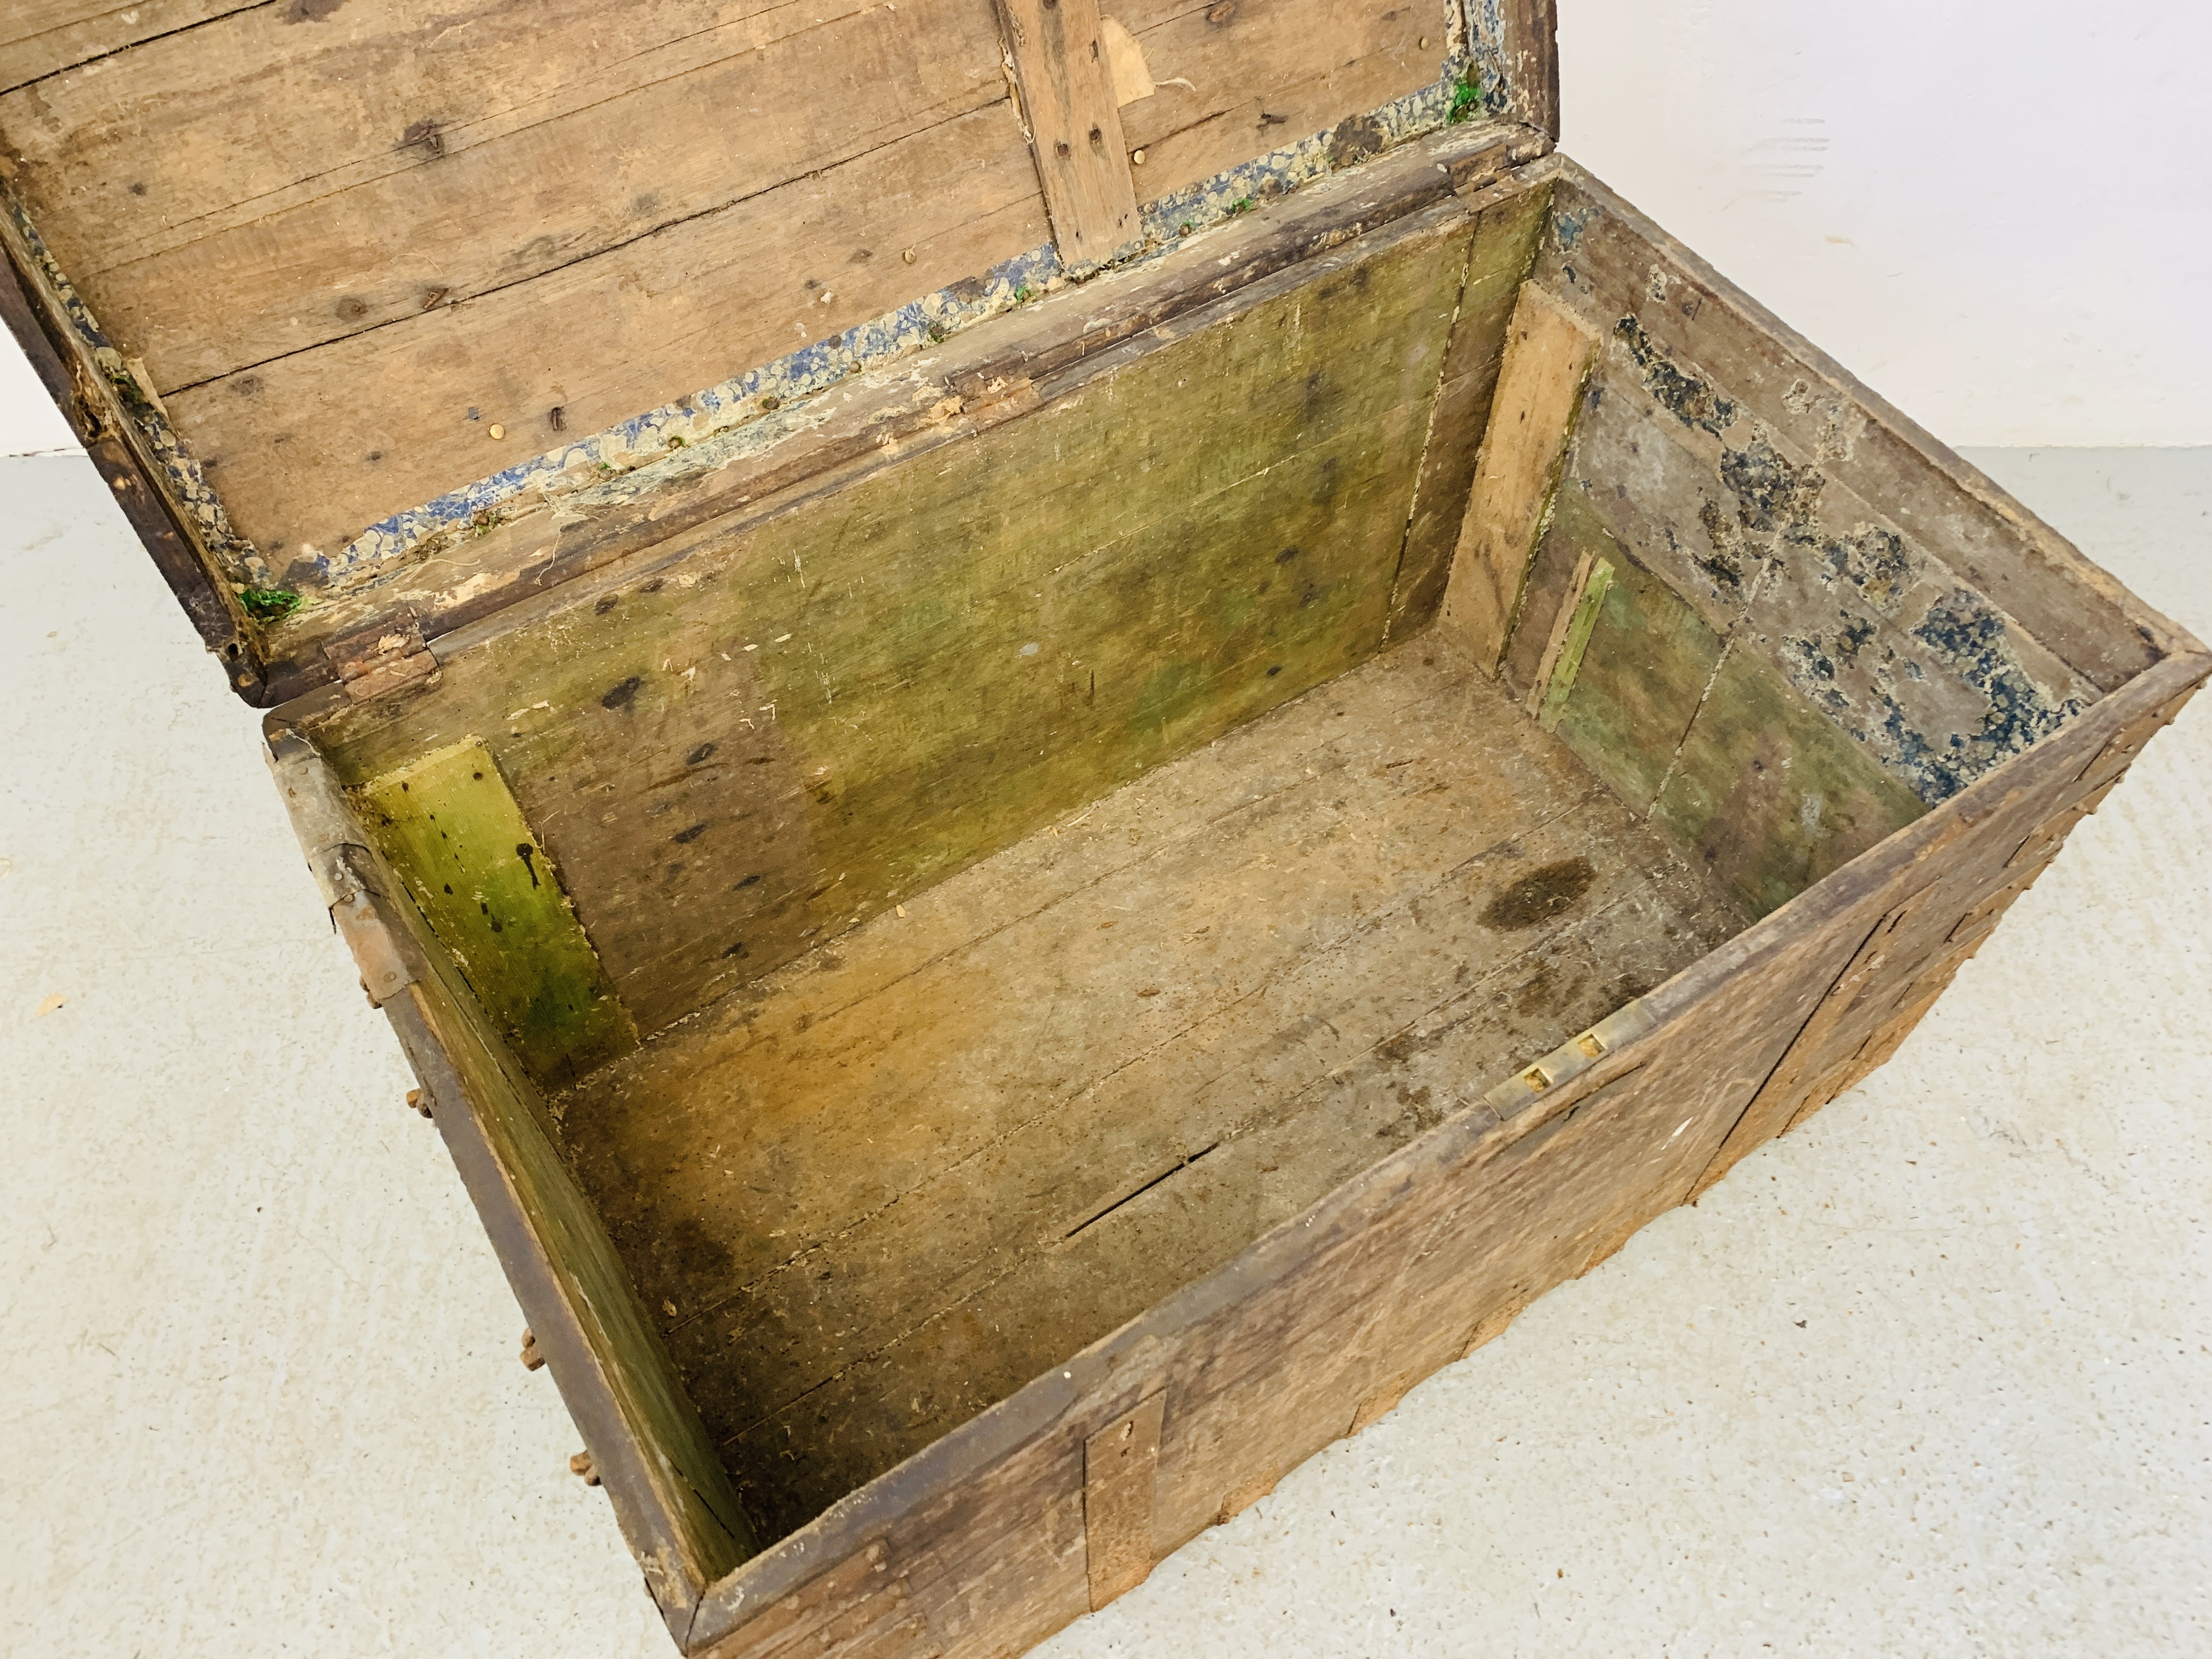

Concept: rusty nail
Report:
left=405, top=1088, right=431, bottom=1119
left=520, top=1328, right=544, bottom=1371
left=569, top=1451, right=600, bottom=1486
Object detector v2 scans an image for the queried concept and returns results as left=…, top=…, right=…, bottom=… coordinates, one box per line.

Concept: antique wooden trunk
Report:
left=5, top=3, right=2204, bottom=1651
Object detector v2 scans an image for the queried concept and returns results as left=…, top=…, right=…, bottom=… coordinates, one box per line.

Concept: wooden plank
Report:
left=3, top=0, right=1007, bottom=383
left=0, top=0, right=236, bottom=92
left=1547, top=507, right=1725, bottom=809
left=356, top=740, right=636, bottom=1088
left=157, top=101, right=1048, bottom=569
left=1084, top=1393, right=1165, bottom=1609
left=1652, top=640, right=1929, bottom=919
left=305, top=201, right=1478, bottom=1040
left=1389, top=174, right=1555, bottom=634
left=1496, top=0, right=1560, bottom=138
left=1437, top=280, right=1598, bottom=672
left=1116, top=0, right=1436, bottom=205
left=996, top=0, right=1141, bottom=268
left=1531, top=554, right=1611, bottom=729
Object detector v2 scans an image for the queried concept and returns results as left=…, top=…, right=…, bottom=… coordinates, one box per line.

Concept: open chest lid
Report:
left=0, top=0, right=1559, bottom=704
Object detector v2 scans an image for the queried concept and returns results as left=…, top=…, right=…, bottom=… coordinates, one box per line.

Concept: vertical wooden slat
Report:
left=995, top=0, right=1141, bottom=270
left=1499, top=0, right=1561, bottom=139
left=1440, top=280, right=1599, bottom=673
left=1083, top=1392, right=1165, bottom=1610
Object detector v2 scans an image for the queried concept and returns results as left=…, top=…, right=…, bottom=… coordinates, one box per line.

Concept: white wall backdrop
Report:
left=1560, top=0, right=2211, bottom=447
left=2, top=1, right=2207, bottom=455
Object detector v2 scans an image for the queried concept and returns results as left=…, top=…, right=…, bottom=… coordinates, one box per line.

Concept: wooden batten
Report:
left=997, top=0, right=1142, bottom=269
left=1438, top=279, right=1599, bottom=672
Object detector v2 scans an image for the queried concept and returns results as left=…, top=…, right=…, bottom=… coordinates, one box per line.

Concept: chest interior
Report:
left=4, top=0, right=2185, bottom=1632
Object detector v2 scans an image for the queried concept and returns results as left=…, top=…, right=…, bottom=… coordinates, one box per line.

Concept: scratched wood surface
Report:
left=306, top=203, right=1489, bottom=1041
left=678, top=639, right=2208, bottom=1659
left=1112, top=0, right=1439, bottom=204
left=555, top=637, right=1747, bottom=1544
left=0, top=0, right=1477, bottom=607
left=0, top=0, right=1035, bottom=563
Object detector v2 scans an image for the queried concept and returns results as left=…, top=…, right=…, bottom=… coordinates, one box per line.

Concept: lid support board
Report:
left=995, top=0, right=1142, bottom=269
left=1499, top=0, right=1561, bottom=138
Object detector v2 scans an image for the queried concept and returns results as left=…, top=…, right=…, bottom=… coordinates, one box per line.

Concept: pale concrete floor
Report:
left=2, top=449, right=2207, bottom=1658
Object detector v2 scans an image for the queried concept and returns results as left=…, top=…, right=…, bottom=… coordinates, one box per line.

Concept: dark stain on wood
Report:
left=1480, top=857, right=1598, bottom=929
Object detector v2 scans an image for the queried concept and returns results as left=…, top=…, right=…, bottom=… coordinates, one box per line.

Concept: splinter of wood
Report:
left=1441, top=281, right=1601, bottom=673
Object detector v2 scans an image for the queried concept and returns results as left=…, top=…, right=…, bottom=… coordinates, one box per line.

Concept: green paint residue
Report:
left=358, top=741, right=635, bottom=1087
left=240, top=585, right=302, bottom=620
left=1652, top=647, right=1928, bottom=918
left=1537, top=559, right=1615, bottom=730
left=1448, top=66, right=1484, bottom=125
left=1551, top=519, right=1727, bottom=811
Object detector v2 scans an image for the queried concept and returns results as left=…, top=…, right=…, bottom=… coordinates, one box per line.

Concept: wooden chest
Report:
left=5, top=4, right=2203, bottom=1651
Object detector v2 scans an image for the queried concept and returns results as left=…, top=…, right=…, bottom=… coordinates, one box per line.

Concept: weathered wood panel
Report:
left=557, top=643, right=1739, bottom=1541
left=1084, top=1393, right=1165, bottom=1609
left=306, top=202, right=1478, bottom=1039
left=1552, top=316, right=2097, bottom=808
left=167, top=104, right=1047, bottom=571
left=3, top=0, right=1008, bottom=381
left=0, top=0, right=236, bottom=92
left=1694, top=653, right=2209, bottom=1195
left=1, top=0, right=1041, bottom=563
left=1531, top=164, right=2183, bottom=691
left=0, top=199, right=258, bottom=691
left=357, top=740, right=636, bottom=1088
left=1115, top=0, right=1437, bottom=203
left=1387, top=172, right=1555, bottom=636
